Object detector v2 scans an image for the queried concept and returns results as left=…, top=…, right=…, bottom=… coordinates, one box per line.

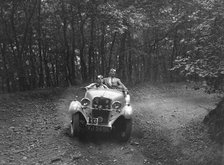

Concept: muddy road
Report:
left=0, top=83, right=223, bottom=165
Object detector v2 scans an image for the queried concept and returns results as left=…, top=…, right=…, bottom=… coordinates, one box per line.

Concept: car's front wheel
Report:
left=113, top=118, right=132, bottom=142
left=70, top=113, right=86, bottom=137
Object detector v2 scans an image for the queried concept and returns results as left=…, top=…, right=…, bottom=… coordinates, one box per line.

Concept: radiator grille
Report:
left=92, top=97, right=111, bottom=124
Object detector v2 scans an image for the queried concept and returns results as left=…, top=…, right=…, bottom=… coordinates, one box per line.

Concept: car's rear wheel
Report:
left=70, top=113, right=86, bottom=137
left=113, top=118, right=132, bottom=142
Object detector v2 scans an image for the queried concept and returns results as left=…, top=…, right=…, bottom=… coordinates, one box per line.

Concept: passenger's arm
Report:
left=117, top=79, right=128, bottom=91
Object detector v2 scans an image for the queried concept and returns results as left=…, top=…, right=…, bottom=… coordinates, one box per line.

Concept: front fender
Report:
left=68, top=101, right=90, bottom=122
left=68, top=101, right=82, bottom=119
left=123, top=105, right=133, bottom=119
left=109, top=105, right=133, bottom=126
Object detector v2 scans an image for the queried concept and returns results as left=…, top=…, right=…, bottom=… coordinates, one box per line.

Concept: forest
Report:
left=0, top=1, right=224, bottom=164
left=0, top=0, right=224, bottom=92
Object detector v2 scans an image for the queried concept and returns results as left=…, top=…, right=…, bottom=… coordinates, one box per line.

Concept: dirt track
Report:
left=0, top=83, right=223, bottom=165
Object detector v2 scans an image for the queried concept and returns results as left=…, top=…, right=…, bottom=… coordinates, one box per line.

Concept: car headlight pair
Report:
left=81, top=98, right=122, bottom=110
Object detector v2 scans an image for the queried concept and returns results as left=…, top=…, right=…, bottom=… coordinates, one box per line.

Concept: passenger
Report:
left=103, top=68, right=128, bottom=92
left=86, top=75, right=108, bottom=89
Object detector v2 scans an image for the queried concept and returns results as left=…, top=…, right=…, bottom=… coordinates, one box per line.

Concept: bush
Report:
left=203, top=97, right=224, bottom=144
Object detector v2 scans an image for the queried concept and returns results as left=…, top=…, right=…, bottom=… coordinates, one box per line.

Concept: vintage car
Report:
left=68, top=87, right=133, bottom=141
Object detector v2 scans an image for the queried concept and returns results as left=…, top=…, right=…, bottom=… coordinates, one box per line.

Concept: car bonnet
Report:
left=85, top=89, right=125, bottom=103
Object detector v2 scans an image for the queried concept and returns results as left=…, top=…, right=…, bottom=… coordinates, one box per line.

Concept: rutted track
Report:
left=0, top=83, right=223, bottom=165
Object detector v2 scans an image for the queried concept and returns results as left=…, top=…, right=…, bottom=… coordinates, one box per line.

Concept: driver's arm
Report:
left=102, top=84, right=108, bottom=89
left=86, top=83, right=96, bottom=89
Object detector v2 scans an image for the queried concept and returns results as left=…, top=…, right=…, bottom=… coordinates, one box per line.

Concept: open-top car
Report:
left=68, top=87, right=133, bottom=141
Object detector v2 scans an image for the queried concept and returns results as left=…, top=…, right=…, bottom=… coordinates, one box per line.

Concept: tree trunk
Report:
left=119, top=31, right=127, bottom=80
left=77, top=0, right=87, bottom=81
left=0, top=43, right=11, bottom=92
left=100, top=23, right=106, bottom=76
left=43, top=42, right=51, bottom=87
left=62, top=0, right=72, bottom=86
left=108, top=32, right=117, bottom=73
left=88, top=0, right=96, bottom=81
left=70, top=4, right=76, bottom=84
left=28, top=27, right=36, bottom=90
left=170, top=29, right=178, bottom=82
left=55, top=54, right=59, bottom=86
left=37, top=0, right=44, bottom=88
left=127, top=31, right=133, bottom=83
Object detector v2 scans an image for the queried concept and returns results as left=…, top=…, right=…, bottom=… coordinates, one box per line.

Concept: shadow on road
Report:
left=62, top=127, right=126, bottom=145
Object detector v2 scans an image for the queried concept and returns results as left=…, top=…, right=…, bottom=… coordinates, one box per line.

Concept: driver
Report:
left=103, top=68, right=127, bottom=92
left=86, top=75, right=108, bottom=89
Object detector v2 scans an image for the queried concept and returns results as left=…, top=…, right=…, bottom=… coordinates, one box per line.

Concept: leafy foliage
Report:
left=171, top=0, right=224, bottom=92
left=0, top=0, right=224, bottom=92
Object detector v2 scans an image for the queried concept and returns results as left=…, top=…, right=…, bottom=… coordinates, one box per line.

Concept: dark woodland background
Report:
left=0, top=0, right=224, bottom=93
left=0, top=1, right=224, bottom=162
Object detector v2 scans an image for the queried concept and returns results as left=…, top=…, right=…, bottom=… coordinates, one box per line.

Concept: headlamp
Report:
left=112, top=101, right=121, bottom=109
left=81, top=98, right=90, bottom=107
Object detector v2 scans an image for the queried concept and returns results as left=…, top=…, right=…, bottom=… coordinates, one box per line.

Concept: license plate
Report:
left=87, top=125, right=110, bottom=132
left=88, top=117, right=98, bottom=125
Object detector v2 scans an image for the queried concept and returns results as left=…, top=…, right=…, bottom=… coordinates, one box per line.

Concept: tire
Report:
left=70, top=113, right=86, bottom=137
left=113, top=118, right=132, bottom=142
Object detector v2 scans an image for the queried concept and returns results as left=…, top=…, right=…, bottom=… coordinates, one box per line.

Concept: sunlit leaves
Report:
left=170, top=0, right=224, bottom=91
